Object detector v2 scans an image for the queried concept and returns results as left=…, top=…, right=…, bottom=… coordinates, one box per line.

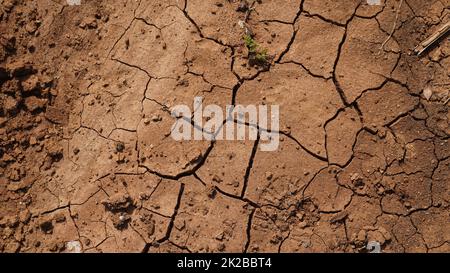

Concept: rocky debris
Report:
left=65, top=240, right=82, bottom=253
left=0, top=62, right=53, bottom=118
left=0, top=63, right=55, bottom=174
left=2, top=96, right=18, bottom=115
left=101, top=190, right=135, bottom=230
left=101, top=193, right=134, bottom=212
left=78, top=17, right=98, bottom=29
left=41, top=145, right=64, bottom=170
left=20, top=75, right=40, bottom=93
left=350, top=173, right=367, bottom=194
left=350, top=226, right=392, bottom=252
left=24, top=97, right=47, bottom=112
left=6, top=176, right=34, bottom=192
left=112, top=213, right=131, bottom=230
left=5, top=163, right=26, bottom=181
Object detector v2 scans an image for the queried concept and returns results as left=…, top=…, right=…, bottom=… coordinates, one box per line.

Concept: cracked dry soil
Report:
left=0, top=0, right=449, bottom=253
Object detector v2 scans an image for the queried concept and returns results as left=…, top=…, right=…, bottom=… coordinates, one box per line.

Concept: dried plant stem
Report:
left=380, top=0, right=404, bottom=52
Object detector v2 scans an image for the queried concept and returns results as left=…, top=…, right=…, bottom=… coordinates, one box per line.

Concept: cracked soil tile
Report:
left=170, top=177, right=252, bottom=252
left=236, top=63, right=343, bottom=157
left=282, top=15, right=345, bottom=78
left=336, top=17, right=400, bottom=103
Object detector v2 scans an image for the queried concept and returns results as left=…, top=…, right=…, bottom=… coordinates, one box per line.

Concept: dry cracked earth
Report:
left=0, top=0, right=449, bottom=253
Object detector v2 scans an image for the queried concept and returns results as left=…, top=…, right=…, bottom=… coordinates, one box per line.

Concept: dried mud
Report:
left=0, top=0, right=449, bottom=253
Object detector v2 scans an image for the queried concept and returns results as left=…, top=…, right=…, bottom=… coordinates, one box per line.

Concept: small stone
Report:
left=29, top=136, right=37, bottom=145
left=24, top=97, right=47, bottom=112
left=54, top=213, right=66, bottom=223
left=39, top=220, right=54, bottom=234
left=151, top=115, right=162, bottom=122
left=207, top=187, right=217, bottom=199
left=66, top=240, right=82, bottom=253
left=143, top=118, right=151, bottom=125
left=101, top=193, right=133, bottom=212
left=113, top=213, right=131, bottom=230
left=21, top=75, right=40, bottom=93
left=116, top=142, right=125, bottom=152
left=356, top=229, right=367, bottom=242
left=4, top=96, right=18, bottom=114
left=423, top=86, right=433, bottom=101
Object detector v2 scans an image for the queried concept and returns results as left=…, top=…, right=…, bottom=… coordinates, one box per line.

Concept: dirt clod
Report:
left=39, top=220, right=53, bottom=234
left=101, top=193, right=133, bottom=212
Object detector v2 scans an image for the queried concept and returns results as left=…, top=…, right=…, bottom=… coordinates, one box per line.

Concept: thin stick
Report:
left=414, top=21, right=450, bottom=56
left=244, top=1, right=256, bottom=23
left=444, top=97, right=450, bottom=105
left=380, top=0, right=404, bottom=52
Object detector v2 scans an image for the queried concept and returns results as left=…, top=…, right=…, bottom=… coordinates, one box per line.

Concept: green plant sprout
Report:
left=243, top=34, right=269, bottom=65
left=255, top=48, right=268, bottom=63
left=243, top=34, right=258, bottom=53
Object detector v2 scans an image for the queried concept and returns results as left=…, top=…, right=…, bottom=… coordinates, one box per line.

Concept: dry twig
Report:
left=380, top=0, right=404, bottom=52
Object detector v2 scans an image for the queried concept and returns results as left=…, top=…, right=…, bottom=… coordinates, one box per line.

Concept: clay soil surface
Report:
left=0, top=0, right=449, bottom=253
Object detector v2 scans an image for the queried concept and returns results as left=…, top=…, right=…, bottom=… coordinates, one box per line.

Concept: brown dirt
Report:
left=0, top=0, right=449, bottom=253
